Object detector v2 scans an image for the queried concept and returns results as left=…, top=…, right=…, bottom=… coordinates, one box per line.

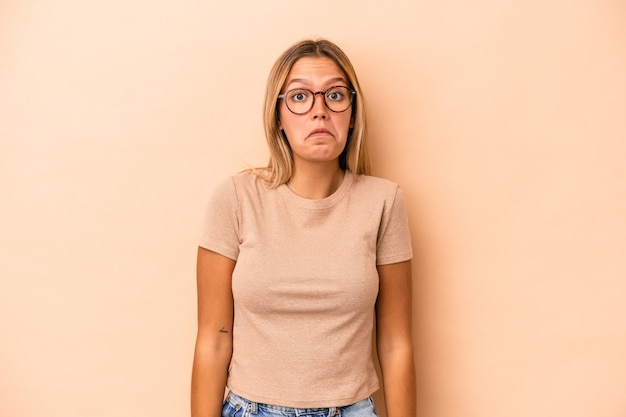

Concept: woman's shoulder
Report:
left=210, top=170, right=274, bottom=201
left=231, top=169, right=272, bottom=190
left=211, top=169, right=266, bottom=188
left=206, top=172, right=273, bottom=213
left=352, top=173, right=400, bottom=195
left=347, top=174, right=403, bottom=209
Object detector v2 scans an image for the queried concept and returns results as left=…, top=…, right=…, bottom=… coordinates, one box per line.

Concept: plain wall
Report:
left=1, top=1, right=625, bottom=416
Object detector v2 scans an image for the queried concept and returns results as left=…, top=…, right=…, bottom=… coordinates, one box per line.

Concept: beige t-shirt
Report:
left=199, top=171, right=412, bottom=408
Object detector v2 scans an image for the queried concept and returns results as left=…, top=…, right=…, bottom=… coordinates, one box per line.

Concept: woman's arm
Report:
left=376, top=260, right=416, bottom=417
left=191, top=247, right=236, bottom=417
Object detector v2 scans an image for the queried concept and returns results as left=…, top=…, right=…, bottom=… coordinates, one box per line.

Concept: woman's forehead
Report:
left=285, top=57, right=347, bottom=85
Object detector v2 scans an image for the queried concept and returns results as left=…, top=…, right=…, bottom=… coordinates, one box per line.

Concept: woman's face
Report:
left=278, top=57, right=353, bottom=168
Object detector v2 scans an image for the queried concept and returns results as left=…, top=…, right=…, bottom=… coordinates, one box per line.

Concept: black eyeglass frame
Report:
left=277, top=86, right=357, bottom=115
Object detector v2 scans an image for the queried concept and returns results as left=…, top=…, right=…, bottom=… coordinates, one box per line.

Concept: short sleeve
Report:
left=376, top=187, right=413, bottom=265
left=198, top=176, right=241, bottom=260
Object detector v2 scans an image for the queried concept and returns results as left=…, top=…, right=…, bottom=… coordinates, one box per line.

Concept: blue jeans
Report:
left=222, top=392, right=379, bottom=417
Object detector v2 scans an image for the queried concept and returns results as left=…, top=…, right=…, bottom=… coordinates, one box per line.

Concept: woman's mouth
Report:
left=307, top=128, right=333, bottom=138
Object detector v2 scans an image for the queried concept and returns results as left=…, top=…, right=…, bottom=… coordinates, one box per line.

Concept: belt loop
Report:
left=247, top=400, right=259, bottom=415
left=328, top=407, right=338, bottom=417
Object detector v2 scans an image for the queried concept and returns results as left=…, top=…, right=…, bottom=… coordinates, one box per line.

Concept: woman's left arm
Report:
left=376, top=260, right=416, bottom=417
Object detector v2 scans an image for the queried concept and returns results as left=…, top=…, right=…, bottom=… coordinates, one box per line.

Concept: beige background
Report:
left=2, top=1, right=626, bottom=416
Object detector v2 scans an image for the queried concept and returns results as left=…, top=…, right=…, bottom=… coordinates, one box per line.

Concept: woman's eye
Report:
left=327, top=87, right=349, bottom=101
left=290, top=91, right=309, bottom=102
left=327, top=92, right=344, bottom=101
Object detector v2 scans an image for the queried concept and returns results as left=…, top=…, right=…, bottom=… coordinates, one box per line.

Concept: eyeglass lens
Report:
left=283, top=86, right=354, bottom=114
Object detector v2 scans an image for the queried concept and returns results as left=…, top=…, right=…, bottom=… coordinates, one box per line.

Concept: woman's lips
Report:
left=307, top=128, right=332, bottom=138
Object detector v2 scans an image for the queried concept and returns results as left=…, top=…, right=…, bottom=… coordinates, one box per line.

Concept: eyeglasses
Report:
left=278, top=86, right=356, bottom=115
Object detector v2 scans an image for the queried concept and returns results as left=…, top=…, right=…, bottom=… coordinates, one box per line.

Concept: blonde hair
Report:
left=250, top=39, right=371, bottom=187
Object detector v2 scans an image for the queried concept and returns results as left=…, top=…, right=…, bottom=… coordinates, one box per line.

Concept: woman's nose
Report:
left=310, top=92, right=329, bottom=119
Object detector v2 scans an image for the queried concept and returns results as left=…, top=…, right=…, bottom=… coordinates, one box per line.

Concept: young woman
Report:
left=191, top=39, right=415, bottom=417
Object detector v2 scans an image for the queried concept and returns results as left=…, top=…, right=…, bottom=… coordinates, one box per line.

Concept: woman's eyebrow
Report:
left=286, top=77, right=347, bottom=87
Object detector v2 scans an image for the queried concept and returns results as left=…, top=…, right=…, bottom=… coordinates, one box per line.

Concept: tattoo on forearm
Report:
left=219, top=327, right=229, bottom=334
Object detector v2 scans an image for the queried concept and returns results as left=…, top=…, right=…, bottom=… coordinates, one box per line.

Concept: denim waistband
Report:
left=225, top=391, right=343, bottom=417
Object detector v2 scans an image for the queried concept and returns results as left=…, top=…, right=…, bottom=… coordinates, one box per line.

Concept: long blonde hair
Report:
left=250, top=39, right=371, bottom=187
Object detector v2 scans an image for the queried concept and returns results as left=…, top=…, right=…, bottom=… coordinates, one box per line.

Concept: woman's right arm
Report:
left=191, top=247, right=236, bottom=417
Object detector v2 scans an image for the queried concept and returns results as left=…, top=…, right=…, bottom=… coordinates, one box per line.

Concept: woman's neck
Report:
left=286, top=163, right=345, bottom=200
